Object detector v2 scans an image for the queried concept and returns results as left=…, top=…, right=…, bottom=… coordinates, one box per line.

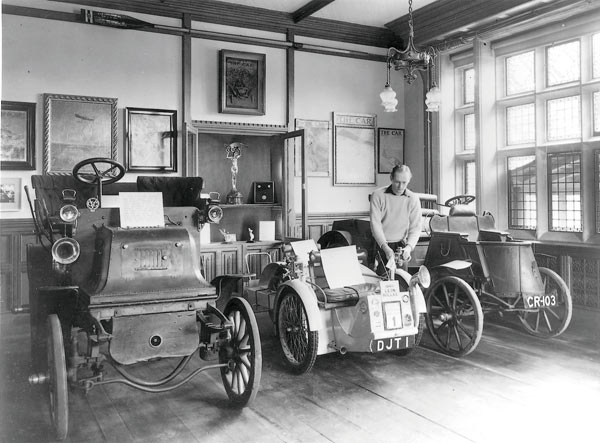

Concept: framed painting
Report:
left=378, top=128, right=405, bottom=174
left=333, top=113, right=377, bottom=186
left=294, top=119, right=331, bottom=177
left=125, top=107, right=177, bottom=172
left=43, top=94, right=117, bottom=174
left=1, top=101, right=36, bottom=170
left=0, top=178, right=22, bottom=211
left=219, top=50, right=265, bottom=115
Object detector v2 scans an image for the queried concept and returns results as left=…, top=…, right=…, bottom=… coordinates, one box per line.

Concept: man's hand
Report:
left=401, top=245, right=412, bottom=261
left=382, top=244, right=395, bottom=261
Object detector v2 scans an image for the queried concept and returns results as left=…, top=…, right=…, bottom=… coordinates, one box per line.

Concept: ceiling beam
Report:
left=292, top=0, right=335, bottom=23
left=46, top=0, right=398, bottom=48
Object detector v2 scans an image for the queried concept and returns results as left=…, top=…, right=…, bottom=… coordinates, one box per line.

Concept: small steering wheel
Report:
left=73, top=157, right=125, bottom=185
left=73, top=158, right=125, bottom=208
left=444, top=194, right=475, bottom=207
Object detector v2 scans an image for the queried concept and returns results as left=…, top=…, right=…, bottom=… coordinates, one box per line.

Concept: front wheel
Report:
left=425, top=276, right=483, bottom=357
left=47, top=314, right=68, bottom=440
left=518, top=267, right=572, bottom=338
left=220, top=297, right=262, bottom=406
left=277, top=291, right=318, bottom=374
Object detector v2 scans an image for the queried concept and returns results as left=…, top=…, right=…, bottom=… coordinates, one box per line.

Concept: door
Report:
left=276, top=130, right=307, bottom=240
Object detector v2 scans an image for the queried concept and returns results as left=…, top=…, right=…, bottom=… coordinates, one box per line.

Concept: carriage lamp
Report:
left=59, top=204, right=80, bottom=223
left=51, top=237, right=81, bottom=272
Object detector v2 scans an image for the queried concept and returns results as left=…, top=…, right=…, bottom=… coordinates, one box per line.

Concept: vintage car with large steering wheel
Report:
left=26, top=157, right=261, bottom=440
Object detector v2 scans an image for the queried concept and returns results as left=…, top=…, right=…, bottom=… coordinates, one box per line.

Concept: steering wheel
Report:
left=444, top=194, right=475, bottom=207
left=72, top=158, right=125, bottom=207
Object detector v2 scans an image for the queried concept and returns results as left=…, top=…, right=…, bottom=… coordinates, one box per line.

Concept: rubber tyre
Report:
left=47, top=314, right=68, bottom=440
left=277, top=291, right=318, bottom=374
left=518, top=267, right=573, bottom=338
left=425, top=276, right=483, bottom=357
left=220, top=297, right=262, bottom=406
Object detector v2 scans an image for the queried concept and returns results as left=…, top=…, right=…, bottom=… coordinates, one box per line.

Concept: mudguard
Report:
left=274, top=280, right=322, bottom=332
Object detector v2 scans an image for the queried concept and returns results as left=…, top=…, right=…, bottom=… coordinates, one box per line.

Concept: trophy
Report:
left=225, top=142, right=246, bottom=205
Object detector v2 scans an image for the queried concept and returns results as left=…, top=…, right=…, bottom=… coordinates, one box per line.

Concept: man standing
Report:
left=370, top=165, right=421, bottom=275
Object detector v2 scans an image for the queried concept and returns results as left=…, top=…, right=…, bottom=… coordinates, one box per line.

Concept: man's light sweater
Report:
left=370, top=186, right=422, bottom=250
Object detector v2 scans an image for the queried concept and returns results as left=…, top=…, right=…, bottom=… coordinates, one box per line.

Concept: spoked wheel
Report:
left=394, top=313, right=425, bottom=356
left=220, top=297, right=262, bottom=406
left=47, top=314, right=68, bottom=440
left=425, top=276, right=483, bottom=357
left=277, top=291, right=318, bottom=374
left=518, top=267, right=572, bottom=338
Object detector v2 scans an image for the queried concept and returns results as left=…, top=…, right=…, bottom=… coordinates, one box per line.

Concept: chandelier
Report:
left=380, top=0, right=440, bottom=112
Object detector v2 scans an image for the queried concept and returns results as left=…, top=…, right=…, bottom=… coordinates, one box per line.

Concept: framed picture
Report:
left=0, top=178, right=22, bottom=211
left=294, top=119, right=331, bottom=177
left=43, top=94, right=117, bottom=174
left=1, top=101, right=36, bottom=170
left=219, top=50, right=265, bottom=115
left=333, top=113, right=377, bottom=186
left=378, top=128, right=405, bottom=174
left=125, top=107, right=177, bottom=172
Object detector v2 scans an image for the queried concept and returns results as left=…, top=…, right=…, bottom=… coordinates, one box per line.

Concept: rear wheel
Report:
left=47, top=314, right=68, bottom=440
left=220, top=297, right=262, bottom=406
left=394, top=313, right=425, bottom=356
left=277, top=291, right=318, bottom=374
left=518, top=267, right=572, bottom=338
left=425, top=276, right=483, bottom=357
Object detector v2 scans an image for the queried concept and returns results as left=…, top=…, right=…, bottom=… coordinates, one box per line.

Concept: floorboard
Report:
left=1, top=307, right=598, bottom=443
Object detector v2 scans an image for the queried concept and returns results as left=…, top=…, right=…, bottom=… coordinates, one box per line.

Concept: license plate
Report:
left=370, top=335, right=415, bottom=352
left=524, top=294, right=557, bottom=309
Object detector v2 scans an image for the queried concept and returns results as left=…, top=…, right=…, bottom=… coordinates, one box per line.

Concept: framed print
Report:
left=378, top=128, right=405, bottom=174
left=1, top=101, right=36, bottom=170
left=219, top=50, right=265, bottom=115
left=0, top=178, right=22, bottom=211
left=43, top=94, right=117, bottom=174
left=294, top=119, right=331, bottom=177
left=125, top=107, right=177, bottom=172
left=333, top=113, right=376, bottom=186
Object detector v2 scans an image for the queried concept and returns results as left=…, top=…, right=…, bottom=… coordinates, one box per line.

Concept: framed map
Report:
left=125, top=107, right=177, bottom=172
left=1, top=101, right=36, bottom=170
left=43, top=94, right=117, bottom=174
left=294, top=119, right=331, bottom=177
left=333, top=113, right=376, bottom=186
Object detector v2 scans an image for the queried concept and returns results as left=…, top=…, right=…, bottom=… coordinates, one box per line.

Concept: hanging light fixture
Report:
left=380, top=0, right=441, bottom=112
left=425, top=54, right=441, bottom=112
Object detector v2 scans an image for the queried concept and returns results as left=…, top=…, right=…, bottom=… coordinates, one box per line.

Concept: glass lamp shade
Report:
left=380, top=84, right=398, bottom=112
left=425, top=86, right=441, bottom=112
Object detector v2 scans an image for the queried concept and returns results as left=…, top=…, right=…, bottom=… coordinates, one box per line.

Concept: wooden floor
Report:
left=1, top=307, right=599, bottom=443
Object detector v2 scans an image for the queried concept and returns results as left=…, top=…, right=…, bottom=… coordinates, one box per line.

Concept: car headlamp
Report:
left=207, top=205, right=223, bottom=223
left=51, top=237, right=81, bottom=265
left=417, top=265, right=431, bottom=289
left=59, top=204, right=80, bottom=223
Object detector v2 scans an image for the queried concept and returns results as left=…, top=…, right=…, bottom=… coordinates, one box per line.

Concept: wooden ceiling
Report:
left=22, top=0, right=600, bottom=49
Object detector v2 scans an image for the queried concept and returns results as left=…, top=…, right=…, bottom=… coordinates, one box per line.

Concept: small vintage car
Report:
left=26, top=158, right=261, bottom=440
left=214, top=239, right=431, bottom=374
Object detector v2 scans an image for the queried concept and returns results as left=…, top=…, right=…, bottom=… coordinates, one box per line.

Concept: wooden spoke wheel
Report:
left=277, top=291, right=318, bottom=374
left=518, top=267, right=573, bottom=338
left=220, top=297, right=262, bottom=406
left=46, top=314, right=68, bottom=440
left=425, top=276, right=483, bottom=357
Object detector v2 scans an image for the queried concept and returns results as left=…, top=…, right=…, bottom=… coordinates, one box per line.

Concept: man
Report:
left=370, top=164, right=421, bottom=275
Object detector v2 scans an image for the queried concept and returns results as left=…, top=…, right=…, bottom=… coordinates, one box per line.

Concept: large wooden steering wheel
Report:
left=444, top=194, right=475, bottom=207
left=72, top=158, right=125, bottom=207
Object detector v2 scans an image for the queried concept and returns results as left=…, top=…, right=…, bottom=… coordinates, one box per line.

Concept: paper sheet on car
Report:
left=291, top=239, right=319, bottom=264
left=119, top=192, right=165, bottom=228
left=319, top=245, right=365, bottom=289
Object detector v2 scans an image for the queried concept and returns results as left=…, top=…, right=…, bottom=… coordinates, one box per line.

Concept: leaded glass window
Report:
left=506, top=51, right=535, bottom=95
left=548, top=152, right=582, bottom=232
left=547, top=95, right=581, bottom=141
left=507, top=103, right=535, bottom=145
left=508, top=156, right=537, bottom=229
left=546, top=40, right=580, bottom=86
left=464, top=113, right=475, bottom=151
left=593, top=33, right=600, bottom=79
left=463, top=68, right=475, bottom=105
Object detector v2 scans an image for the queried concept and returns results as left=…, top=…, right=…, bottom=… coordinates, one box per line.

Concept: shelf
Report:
left=220, top=204, right=281, bottom=209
